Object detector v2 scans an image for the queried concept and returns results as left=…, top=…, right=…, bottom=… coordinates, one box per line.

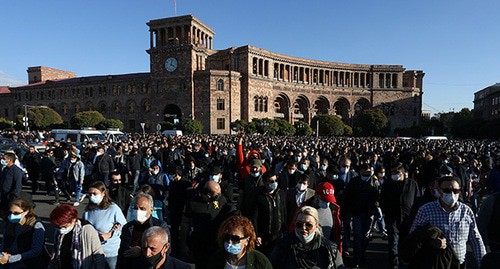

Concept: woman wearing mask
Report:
left=49, top=204, right=105, bottom=269
left=66, top=154, right=86, bottom=207
left=0, top=197, right=49, bottom=269
left=270, top=206, right=343, bottom=269
left=207, top=215, right=272, bottom=269
left=83, top=181, right=127, bottom=269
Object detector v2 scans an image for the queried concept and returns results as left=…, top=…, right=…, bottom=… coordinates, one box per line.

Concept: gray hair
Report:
left=134, top=193, right=154, bottom=209
left=142, top=226, right=168, bottom=245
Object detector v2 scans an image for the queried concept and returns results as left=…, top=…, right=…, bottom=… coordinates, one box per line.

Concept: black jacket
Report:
left=94, top=153, right=114, bottom=173
left=117, top=217, right=170, bottom=269
left=345, top=176, right=378, bottom=216
left=400, top=225, right=460, bottom=269
left=380, top=178, right=421, bottom=224
left=252, top=186, right=287, bottom=243
left=270, top=232, right=340, bottom=269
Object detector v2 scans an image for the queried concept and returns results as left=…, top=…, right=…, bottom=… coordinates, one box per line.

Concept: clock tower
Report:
left=146, top=15, right=215, bottom=122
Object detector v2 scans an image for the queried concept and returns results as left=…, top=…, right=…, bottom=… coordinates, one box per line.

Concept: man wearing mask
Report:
left=285, top=174, right=315, bottom=230
left=380, top=163, right=420, bottom=269
left=93, top=146, right=114, bottom=187
left=252, top=171, right=287, bottom=255
left=145, top=160, right=170, bottom=202
left=0, top=153, right=24, bottom=218
left=411, top=176, right=486, bottom=268
left=117, top=193, right=170, bottom=269
left=240, top=159, right=265, bottom=218
left=109, top=172, right=132, bottom=216
left=345, top=163, right=378, bottom=268
left=180, top=181, right=236, bottom=269
left=22, top=145, right=41, bottom=194
left=279, top=160, right=300, bottom=190
left=337, top=156, right=357, bottom=258
left=204, top=165, right=233, bottom=203
left=127, top=148, right=142, bottom=192
left=129, top=226, right=190, bottom=269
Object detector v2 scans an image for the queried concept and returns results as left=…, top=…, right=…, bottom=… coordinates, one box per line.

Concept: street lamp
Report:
left=23, top=104, right=49, bottom=132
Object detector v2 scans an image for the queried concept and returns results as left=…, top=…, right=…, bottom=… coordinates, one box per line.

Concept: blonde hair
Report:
left=296, top=206, right=322, bottom=235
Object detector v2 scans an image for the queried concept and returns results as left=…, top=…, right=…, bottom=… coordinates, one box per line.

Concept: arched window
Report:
left=259, top=96, right=264, bottom=112
left=217, top=79, right=224, bottom=91
left=143, top=100, right=151, bottom=112
left=128, top=101, right=136, bottom=113
left=254, top=96, right=259, bottom=111
left=264, top=97, right=268, bottom=112
left=99, top=103, right=107, bottom=114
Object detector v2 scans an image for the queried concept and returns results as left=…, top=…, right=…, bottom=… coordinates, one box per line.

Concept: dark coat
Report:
left=117, top=217, right=170, bottom=269
left=380, top=177, right=421, bottom=233
left=345, top=176, right=378, bottom=216
left=252, top=186, right=287, bottom=244
left=0, top=164, right=24, bottom=202
left=400, top=225, right=460, bottom=269
left=270, top=232, right=340, bottom=269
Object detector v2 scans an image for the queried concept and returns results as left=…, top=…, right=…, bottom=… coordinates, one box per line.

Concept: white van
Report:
left=99, top=129, right=128, bottom=143
left=50, top=129, right=106, bottom=146
left=162, top=130, right=183, bottom=136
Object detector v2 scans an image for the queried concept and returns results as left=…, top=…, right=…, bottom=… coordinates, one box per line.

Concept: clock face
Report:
left=165, top=57, right=178, bottom=72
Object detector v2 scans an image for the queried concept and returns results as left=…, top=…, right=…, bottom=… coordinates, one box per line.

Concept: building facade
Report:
left=474, top=83, right=500, bottom=120
left=0, top=15, right=424, bottom=134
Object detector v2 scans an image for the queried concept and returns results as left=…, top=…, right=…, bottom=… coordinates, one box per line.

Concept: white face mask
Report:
left=60, top=224, right=75, bottom=235
left=288, top=169, right=296, bottom=175
left=210, top=175, right=220, bottom=183
left=297, top=183, right=307, bottom=192
left=300, top=164, right=308, bottom=171
left=340, top=167, right=349, bottom=174
left=152, top=169, right=160, bottom=175
left=134, top=209, right=149, bottom=223
left=90, top=194, right=103, bottom=204
left=442, top=193, right=459, bottom=206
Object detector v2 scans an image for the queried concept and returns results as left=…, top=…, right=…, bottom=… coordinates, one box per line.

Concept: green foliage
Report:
left=71, top=111, right=105, bottom=128
left=0, top=117, right=13, bottom=129
left=449, top=108, right=474, bottom=138
left=252, top=118, right=279, bottom=135
left=230, top=120, right=257, bottom=134
left=274, top=119, right=296, bottom=136
left=313, top=115, right=345, bottom=136
left=343, top=125, right=353, bottom=136
left=294, top=121, right=313, bottom=136
left=354, top=109, right=388, bottom=136
left=17, top=107, right=63, bottom=130
left=97, top=119, right=124, bottom=130
left=181, top=119, right=203, bottom=134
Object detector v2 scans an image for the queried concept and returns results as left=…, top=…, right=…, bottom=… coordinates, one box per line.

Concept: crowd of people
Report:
left=0, top=129, right=499, bottom=269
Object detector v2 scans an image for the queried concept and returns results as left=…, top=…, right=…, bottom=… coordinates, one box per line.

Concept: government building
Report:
left=0, top=15, right=425, bottom=134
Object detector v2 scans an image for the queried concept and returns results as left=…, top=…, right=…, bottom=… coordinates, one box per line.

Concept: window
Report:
left=217, top=98, right=225, bottom=110
left=217, top=118, right=225, bottom=130
left=217, top=79, right=224, bottom=91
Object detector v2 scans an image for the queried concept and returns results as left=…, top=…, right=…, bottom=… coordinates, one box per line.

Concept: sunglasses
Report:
left=296, top=221, right=315, bottom=230
left=441, top=188, right=461, bottom=194
left=223, top=234, right=246, bottom=244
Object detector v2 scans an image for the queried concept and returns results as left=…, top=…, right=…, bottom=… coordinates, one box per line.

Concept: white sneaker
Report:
left=73, top=202, right=80, bottom=207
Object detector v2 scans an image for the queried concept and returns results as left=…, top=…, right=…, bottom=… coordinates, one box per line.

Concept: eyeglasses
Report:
left=223, top=234, right=246, bottom=244
left=296, top=221, right=315, bottom=230
left=441, top=188, right=461, bottom=194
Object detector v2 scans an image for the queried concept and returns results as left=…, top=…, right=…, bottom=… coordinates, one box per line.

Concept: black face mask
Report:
left=144, top=245, right=166, bottom=267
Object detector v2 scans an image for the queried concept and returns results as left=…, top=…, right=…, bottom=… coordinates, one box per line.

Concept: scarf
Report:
left=56, top=219, right=83, bottom=269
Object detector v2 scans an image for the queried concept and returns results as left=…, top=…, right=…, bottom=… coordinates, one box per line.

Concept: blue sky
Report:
left=1, top=0, right=499, bottom=115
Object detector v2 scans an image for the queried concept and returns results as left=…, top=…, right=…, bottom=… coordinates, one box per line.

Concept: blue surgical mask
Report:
left=300, top=164, right=308, bottom=171
left=361, top=176, right=371, bottom=182
left=224, top=242, right=243, bottom=255
left=268, top=182, right=278, bottom=191
left=251, top=172, right=260, bottom=177
left=320, top=165, right=327, bottom=171
left=210, top=175, right=220, bottom=182
left=8, top=213, right=23, bottom=224
left=90, top=194, right=103, bottom=204
left=295, top=230, right=316, bottom=244
left=1, top=159, right=7, bottom=167
left=318, top=200, right=330, bottom=209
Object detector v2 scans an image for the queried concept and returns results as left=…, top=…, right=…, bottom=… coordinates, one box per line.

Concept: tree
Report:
left=275, top=119, right=296, bottom=136
left=354, top=109, right=388, bottom=136
left=252, top=118, right=279, bottom=135
left=97, top=119, right=124, bottom=130
left=17, top=107, right=63, bottom=130
left=450, top=108, right=474, bottom=138
left=0, top=117, right=13, bottom=129
left=312, top=115, right=345, bottom=136
left=71, top=111, right=105, bottom=128
left=181, top=118, right=203, bottom=134
left=294, top=121, right=313, bottom=136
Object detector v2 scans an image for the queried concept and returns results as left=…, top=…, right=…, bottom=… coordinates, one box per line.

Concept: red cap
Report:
left=315, top=182, right=336, bottom=204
